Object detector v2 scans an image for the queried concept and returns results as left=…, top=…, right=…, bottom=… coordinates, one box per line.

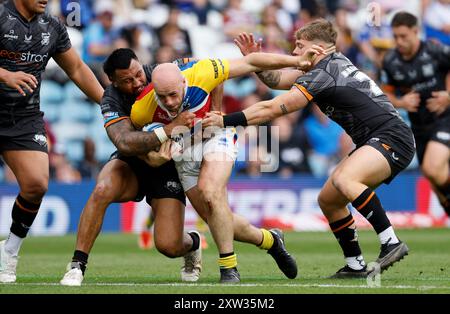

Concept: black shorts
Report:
left=0, top=112, right=48, bottom=153
left=412, top=115, right=450, bottom=164
left=353, top=122, right=416, bottom=184
left=109, top=151, right=186, bottom=205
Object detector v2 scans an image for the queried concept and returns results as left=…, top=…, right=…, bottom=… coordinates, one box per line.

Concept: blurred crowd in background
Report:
left=0, top=0, right=449, bottom=183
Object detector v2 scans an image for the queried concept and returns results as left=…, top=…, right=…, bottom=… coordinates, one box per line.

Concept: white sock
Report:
left=345, top=255, right=366, bottom=270
left=378, top=226, right=399, bottom=245
left=4, top=232, right=24, bottom=256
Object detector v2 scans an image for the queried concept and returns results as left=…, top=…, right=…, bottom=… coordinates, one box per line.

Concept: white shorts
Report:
left=173, top=128, right=238, bottom=192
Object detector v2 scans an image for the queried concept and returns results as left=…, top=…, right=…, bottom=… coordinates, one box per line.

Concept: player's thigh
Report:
left=95, top=159, right=140, bottom=202
left=151, top=198, right=185, bottom=244
left=333, top=145, right=391, bottom=188
left=422, top=141, right=450, bottom=178
left=185, top=186, right=209, bottom=221
left=198, top=154, right=234, bottom=190
left=2, top=150, right=49, bottom=192
left=198, top=127, right=237, bottom=190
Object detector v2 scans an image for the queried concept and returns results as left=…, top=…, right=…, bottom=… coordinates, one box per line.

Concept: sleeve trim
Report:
left=293, top=83, right=313, bottom=101
left=105, top=116, right=129, bottom=128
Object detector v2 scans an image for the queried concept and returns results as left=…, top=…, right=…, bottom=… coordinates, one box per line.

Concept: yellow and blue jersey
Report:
left=131, top=58, right=230, bottom=129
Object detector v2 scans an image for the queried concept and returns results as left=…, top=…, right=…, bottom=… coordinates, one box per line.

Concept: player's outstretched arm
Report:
left=233, top=32, right=304, bottom=90
left=53, top=47, right=104, bottom=104
left=203, top=88, right=309, bottom=128
left=227, top=50, right=322, bottom=80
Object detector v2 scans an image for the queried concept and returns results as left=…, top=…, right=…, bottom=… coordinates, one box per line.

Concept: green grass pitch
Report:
left=1, top=228, right=449, bottom=294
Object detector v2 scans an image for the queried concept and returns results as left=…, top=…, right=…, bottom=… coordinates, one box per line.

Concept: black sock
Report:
left=443, top=200, right=450, bottom=216
left=10, top=194, right=41, bottom=238
left=72, top=250, right=88, bottom=274
left=188, top=232, right=200, bottom=252
left=437, top=177, right=450, bottom=200
left=352, top=188, right=391, bottom=234
left=219, top=252, right=234, bottom=258
left=329, top=214, right=362, bottom=258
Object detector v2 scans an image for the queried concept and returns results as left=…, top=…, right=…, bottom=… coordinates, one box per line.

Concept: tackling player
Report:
left=60, top=49, right=199, bottom=286
left=203, top=20, right=415, bottom=278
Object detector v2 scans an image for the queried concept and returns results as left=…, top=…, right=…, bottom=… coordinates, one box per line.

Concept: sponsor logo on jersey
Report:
left=38, top=17, right=49, bottom=25
left=0, top=49, right=49, bottom=63
left=103, top=111, right=119, bottom=123
left=422, top=64, right=434, bottom=77
left=41, top=32, right=50, bottom=46
left=324, top=105, right=335, bottom=117
left=419, top=51, right=431, bottom=61
left=391, top=152, right=399, bottom=161
left=166, top=181, right=181, bottom=193
left=4, top=30, right=18, bottom=41
left=408, top=70, right=417, bottom=79
left=7, top=14, right=17, bottom=20
left=393, top=71, right=405, bottom=81
left=24, top=34, right=32, bottom=43
left=436, top=131, right=450, bottom=142
left=33, top=134, right=47, bottom=147
left=156, top=111, right=171, bottom=122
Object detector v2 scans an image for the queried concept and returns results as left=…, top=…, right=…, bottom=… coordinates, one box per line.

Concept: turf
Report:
left=1, top=228, right=449, bottom=294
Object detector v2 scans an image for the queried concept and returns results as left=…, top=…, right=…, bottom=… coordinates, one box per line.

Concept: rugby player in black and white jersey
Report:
left=381, top=12, right=450, bottom=216
left=204, top=20, right=415, bottom=278
left=0, top=0, right=103, bottom=283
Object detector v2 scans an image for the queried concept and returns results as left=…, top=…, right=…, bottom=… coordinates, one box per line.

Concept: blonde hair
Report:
left=295, top=19, right=337, bottom=45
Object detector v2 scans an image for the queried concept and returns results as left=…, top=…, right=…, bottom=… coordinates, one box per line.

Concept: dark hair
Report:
left=295, top=19, right=337, bottom=45
left=391, top=11, right=418, bottom=28
left=103, top=48, right=138, bottom=79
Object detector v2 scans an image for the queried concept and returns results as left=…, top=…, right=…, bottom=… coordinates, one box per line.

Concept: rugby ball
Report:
left=142, top=122, right=165, bottom=132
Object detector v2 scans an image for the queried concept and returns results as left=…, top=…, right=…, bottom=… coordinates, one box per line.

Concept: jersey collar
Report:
left=5, top=0, right=41, bottom=24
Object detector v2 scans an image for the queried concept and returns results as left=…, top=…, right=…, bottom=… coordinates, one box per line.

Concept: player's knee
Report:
left=92, top=181, right=116, bottom=203
left=21, top=179, right=48, bottom=201
left=155, top=241, right=183, bottom=258
left=331, top=170, right=351, bottom=195
left=317, top=190, right=331, bottom=210
left=198, top=187, right=214, bottom=205
left=421, top=162, right=442, bottom=183
left=198, top=182, right=225, bottom=206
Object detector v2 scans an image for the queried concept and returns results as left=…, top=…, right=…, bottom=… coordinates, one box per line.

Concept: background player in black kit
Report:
left=0, top=0, right=104, bottom=283
left=381, top=12, right=450, bottom=216
left=204, top=19, right=415, bottom=278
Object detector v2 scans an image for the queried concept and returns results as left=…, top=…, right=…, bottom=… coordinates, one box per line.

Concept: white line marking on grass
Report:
left=8, top=282, right=450, bottom=290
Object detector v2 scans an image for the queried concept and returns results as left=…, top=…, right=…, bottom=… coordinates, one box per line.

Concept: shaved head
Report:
left=152, top=63, right=186, bottom=115
left=152, top=63, right=184, bottom=91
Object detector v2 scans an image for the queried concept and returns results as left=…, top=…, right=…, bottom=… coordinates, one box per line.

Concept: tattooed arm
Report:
left=107, top=111, right=195, bottom=156
left=106, top=118, right=163, bottom=156
left=256, top=69, right=304, bottom=90
left=241, top=88, right=309, bottom=125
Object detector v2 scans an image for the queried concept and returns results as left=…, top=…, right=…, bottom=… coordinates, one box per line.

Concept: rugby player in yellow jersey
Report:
left=130, top=48, right=331, bottom=282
